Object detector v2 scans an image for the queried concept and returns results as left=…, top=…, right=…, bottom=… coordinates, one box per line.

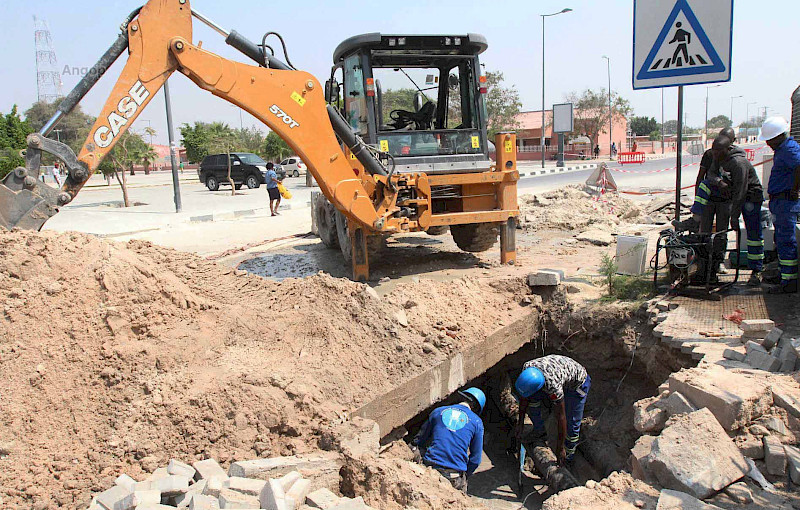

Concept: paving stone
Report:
left=662, top=391, right=697, bottom=416
left=95, top=485, right=131, bottom=510
left=630, top=435, right=657, bottom=482
left=136, top=475, right=190, bottom=496
left=258, top=478, right=288, bottom=510
left=169, top=459, right=197, bottom=479
left=739, top=319, right=775, bottom=332
left=218, top=488, right=260, bottom=509
left=114, top=474, right=136, bottom=491
left=784, top=445, right=800, bottom=484
left=278, top=471, right=302, bottom=492
left=758, top=416, right=788, bottom=435
left=527, top=270, right=561, bottom=286
left=329, top=497, right=370, bottom=510
left=763, top=436, right=787, bottom=476
left=773, top=387, right=800, bottom=418
left=285, top=478, right=312, bottom=510
left=190, top=494, right=221, bottom=510
left=656, top=489, right=722, bottom=510
left=780, top=357, right=797, bottom=373
left=634, top=396, right=668, bottom=433
left=193, top=459, right=229, bottom=482
left=147, top=467, right=169, bottom=481
left=114, top=490, right=160, bottom=510
left=229, top=452, right=341, bottom=478
left=203, top=477, right=223, bottom=498
left=668, top=366, right=772, bottom=431
left=224, top=477, right=266, bottom=497
left=305, top=488, right=340, bottom=509
left=722, top=349, right=746, bottom=362
left=645, top=408, right=749, bottom=499
left=736, top=435, right=764, bottom=459
left=722, top=482, right=753, bottom=504
left=744, top=350, right=781, bottom=372
left=745, top=341, right=766, bottom=354
left=741, top=331, right=768, bottom=340
left=763, top=328, right=784, bottom=350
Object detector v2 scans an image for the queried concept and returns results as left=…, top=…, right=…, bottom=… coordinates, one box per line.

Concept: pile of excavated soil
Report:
left=0, top=230, right=529, bottom=509
left=519, top=185, right=642, bottom=232
left=541, top=471, right=659, bottom=510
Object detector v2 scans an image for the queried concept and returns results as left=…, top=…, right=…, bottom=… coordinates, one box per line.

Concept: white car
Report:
left=280, top=156, right=306, bottom=177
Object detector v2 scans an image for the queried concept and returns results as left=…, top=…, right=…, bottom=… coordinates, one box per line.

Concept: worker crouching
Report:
left=411, top=387, right=485, bottom=493
left=515, top=355, right=590, bottom=466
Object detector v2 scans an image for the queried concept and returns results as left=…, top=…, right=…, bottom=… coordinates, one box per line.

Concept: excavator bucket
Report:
left=0, top=166, right=63, bottom=231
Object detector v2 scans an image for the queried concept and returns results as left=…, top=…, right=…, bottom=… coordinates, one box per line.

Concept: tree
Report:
left=565, top=88, right=632, bottom=147
left=629, top=116, right=659, bottom=137
left=104, top=132, right=149, bottom=207
left=262, top=131, right=292, bottom=162
left=207, top=127, right=239, bottom=196
left=648, top=129, right=662, bottom=141
left=140, top=145, right=158, bottom=174
left=707, top=115, right=732, bottom=129
left=663, top=120, right=678, bottom=135
left=0, top=106, right=33, bottom=178
left=484, top=71, right=522, bottom=137
left=235, top=126, right=266, bottom=156
left=24, top=101, right=93, bottom=157
left=380, top=88, right=418, bottom=125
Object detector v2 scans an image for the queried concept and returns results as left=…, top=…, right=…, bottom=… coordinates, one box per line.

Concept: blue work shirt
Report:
left=266, top=169, right=278, bottom=189
left=413, top=404, right=483, bottom=475
left=768, top=136, right=800, bottom=195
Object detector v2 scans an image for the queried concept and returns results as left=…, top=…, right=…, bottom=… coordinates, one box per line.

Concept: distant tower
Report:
left=33, top=16, right=63, bottom=103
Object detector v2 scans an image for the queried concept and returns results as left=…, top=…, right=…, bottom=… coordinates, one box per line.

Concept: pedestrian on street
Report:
left=594, top=145, right=600, bottom=159
left=265, top=162, right=281, bottom=216
left=760, top=117, right=800, bottom=293
left=611, top=142, right=617, bottom=157
left=411, top=387, right=485, bottom=493
left=514, top=355, right=590, bottom=466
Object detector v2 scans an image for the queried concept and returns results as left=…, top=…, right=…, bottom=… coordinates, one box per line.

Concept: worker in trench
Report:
left=514, top=355, right=590, bottom=466
left=410, top=387, right=485, bottom=493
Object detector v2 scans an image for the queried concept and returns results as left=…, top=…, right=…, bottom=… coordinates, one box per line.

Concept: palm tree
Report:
left=140, top=146, right=158, bottom=175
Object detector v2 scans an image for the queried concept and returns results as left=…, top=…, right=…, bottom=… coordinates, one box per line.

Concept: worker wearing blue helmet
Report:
left=514, top=355, right=590, bottom=465
left=411, top=387, right=485, bottom=493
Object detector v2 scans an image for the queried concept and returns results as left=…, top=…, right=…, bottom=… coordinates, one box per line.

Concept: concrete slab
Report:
left=656, top=489, right=722, bottom=510
left=739, top=319, right=775, bottom=332
left=744, top=350, right=781, bottom=372
left=784, top=445, right=800, bottom=484
left=773, top=387, right=800, bottom=418
left=224, top=477, right=266, bottom=497
left=169, top=459, right=197, bottom=479
left=258, top=479, right=288, bottom=510
left=306, top=488, right=340, bottom=509
left=218, top=488, right=260, bottom=509
left=527, top=271, right=561, bottom=286
left=763, top=436, right=786, bottom=476
left=193, top=459, right=229, bottom=482
left=228, top=452, right=340, bottom=479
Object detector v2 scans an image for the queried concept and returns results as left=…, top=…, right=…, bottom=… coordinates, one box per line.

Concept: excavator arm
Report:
left=0, top=0, right=393, bottom=233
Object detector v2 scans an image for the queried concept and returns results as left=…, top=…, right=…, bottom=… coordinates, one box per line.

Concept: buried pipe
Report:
left=490, top=371, right=579, bottom=492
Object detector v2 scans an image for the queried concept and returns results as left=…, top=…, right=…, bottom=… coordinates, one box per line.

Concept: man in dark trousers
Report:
left=265, top=162, right=281, bottom=216
left=412, top=387, right=485, bottom=493
left=514, top=355, right=590, bottom=466
left=759, top=117, right=800, bottom=293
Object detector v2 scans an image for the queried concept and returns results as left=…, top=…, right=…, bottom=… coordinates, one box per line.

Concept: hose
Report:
left=260, top=32, right=295, bottom=70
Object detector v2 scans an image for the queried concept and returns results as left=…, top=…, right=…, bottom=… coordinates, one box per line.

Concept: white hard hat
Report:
left=758, top=116, right=790, bottom=142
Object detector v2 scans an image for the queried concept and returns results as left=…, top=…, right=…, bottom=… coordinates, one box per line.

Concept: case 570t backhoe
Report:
left=0, top=0, right=519, bottom=281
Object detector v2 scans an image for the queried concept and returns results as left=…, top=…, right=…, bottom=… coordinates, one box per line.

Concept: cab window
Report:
left=344, top=54, right=368, bottom=135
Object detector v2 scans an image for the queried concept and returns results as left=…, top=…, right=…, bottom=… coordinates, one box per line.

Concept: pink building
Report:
left=514, top=109, right=629, bottom=158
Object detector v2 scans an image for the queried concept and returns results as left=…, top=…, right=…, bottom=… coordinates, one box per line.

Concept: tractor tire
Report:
left=315, top=197, right=339, bottom=249
left=450, top=223, right=499, bottom=252
left=335, top=209, right=385, bottom=263
left=426, top=226, right=449, bottom=236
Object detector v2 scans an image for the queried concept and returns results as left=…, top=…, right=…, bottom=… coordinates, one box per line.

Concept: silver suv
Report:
left=280, top=156, right=306, bottom=177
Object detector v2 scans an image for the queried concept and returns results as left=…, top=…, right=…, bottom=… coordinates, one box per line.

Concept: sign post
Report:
left=552, top=103, right=574, bottom=168
left=633, top=0, right=733, bottom=221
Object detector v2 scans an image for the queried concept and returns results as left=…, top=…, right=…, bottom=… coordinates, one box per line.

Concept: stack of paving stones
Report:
left=729, top=320, right=800, bottom=373
left=87, top=454, right=375, bottom=510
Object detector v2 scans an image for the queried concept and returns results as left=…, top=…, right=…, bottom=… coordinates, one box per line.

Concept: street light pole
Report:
left=746, top=102, right=757, bottom=141
left=705, top=84, right=720, bottom=146
left=541, top=8, right=572, bottom=169
left=730, top=95, right=742, bottom=129
left=661, top=88, right=665, bottom=154
left=602, top=56, right=612, bottom=160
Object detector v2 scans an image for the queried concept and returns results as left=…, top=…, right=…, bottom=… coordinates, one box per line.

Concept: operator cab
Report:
left=327, top=33, right=491, bottom=174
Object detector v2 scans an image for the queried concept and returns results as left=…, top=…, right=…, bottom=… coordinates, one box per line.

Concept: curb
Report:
left=517, top=163, right=597, bottom=178
left=189, top=201, right=313, bottom=223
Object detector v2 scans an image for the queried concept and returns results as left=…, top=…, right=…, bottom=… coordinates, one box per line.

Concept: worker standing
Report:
left=514, top=355, right=590, bottom=466
left=411, top=387, right=485, bottom=493
left=265, top=162, right=281, bottom=216
left=760, top=117, right=800, bottom=294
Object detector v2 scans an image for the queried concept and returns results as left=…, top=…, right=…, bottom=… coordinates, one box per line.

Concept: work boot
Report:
left=747, top=271, right=763, bottom=286
left=671, top=216, right=699, bottom=233
left=767, top=280, right=798, bottom=294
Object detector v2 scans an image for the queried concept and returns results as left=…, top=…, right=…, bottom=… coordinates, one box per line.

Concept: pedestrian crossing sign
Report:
left=633, top=0, right=733, bottom=89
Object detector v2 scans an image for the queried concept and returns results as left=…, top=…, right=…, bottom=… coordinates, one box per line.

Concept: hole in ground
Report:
left=395, top=304, right=696, bottom=509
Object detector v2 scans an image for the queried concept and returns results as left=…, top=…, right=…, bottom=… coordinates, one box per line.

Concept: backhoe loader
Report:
left=0, top=0, right=519, bottom=281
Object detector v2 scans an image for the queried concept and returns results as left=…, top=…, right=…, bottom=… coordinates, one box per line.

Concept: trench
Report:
left=359, top=297, right=696, bottom=509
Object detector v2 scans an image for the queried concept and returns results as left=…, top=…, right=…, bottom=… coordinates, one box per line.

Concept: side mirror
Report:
left=413, top=91, right=425, bottom=113
left=325, top=80, right=340, bottom=103
left=233, top=160, right=241, bottom=165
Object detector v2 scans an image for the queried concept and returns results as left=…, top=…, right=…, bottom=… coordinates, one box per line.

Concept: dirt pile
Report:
left=541, top=471, right=659, bottom=510
left=0, top=230, right=527, bottom=509
left=519, top=185, right=642, bottom=232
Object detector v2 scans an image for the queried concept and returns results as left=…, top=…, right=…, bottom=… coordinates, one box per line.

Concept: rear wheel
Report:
left=315, top=197, right=339, bottom=249
left=335, top=209, right=385, bottom=263
left=246, top=174, right=260, bottom=189
left=292, top=169, right=300, bottom=178
left=426, top=226, right=449, bottom=236
left=450, top=223, right=499, bottom=252
left=206, top=175, right=219, bottom=191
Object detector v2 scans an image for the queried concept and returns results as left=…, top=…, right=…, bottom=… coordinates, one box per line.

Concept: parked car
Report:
left=279, top=156, right=306, bottom=177
left=272, top=163, right=287, bottom=180
left=198, top=153, right=272, bottom=191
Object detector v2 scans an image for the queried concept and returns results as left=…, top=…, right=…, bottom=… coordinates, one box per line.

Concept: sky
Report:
left=1, top=0, right=797, bottom=146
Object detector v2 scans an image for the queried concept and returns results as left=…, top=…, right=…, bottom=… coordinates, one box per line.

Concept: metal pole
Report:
left=163, top=79, right=182, bottom=213
left=705, top=88, right=709, bottom=147
left=675, top=86, right=684, bottom=222
left=541, top=15, right=546, bottom=169
left=607, top=57, right=612, bottom=160
left=661, top=89, right=665, bottom=154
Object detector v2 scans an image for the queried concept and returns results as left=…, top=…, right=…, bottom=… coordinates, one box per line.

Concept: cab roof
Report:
left=333, top=33, right=488, bottom=64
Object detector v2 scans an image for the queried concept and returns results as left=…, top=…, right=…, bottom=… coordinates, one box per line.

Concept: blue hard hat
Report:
left=458, top=387, right=486, bottom=414
left=515, top=367, right=545, bottom=398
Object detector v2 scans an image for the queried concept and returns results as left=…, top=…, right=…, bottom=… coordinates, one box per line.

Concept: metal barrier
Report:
left=618, top=152, right=646, bottom=165
left=745, top=148, right=755, bottom=161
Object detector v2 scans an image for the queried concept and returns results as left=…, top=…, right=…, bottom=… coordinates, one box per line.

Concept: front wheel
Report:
left=450, top=223, right=499, bottom=252
left=246, top=175, right=260, bottom=189
left=206, top=175, right=219, bottom=191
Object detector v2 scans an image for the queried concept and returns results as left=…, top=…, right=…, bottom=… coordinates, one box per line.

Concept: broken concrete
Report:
left=633, top=395, right=668, bottom=433
left=223, top=477, right=266, bottom=497
left=784, top=445, right=800, bottom=484
left=773, top=387, right=800, bottom=418
left=218, top=488, right=260, bottom=509
left=527, top=270, right=561, bottom=286
left=228, top=452, right=341, bottom=479
left=739, top=319, right=775, bottom=332
left=305, top=488, right=340, bottom=509
left=656, top=489, right=722, bottom=510
left=763, top=435, right=787, bottom=476
left=722, top=481, right=753, bottom=504
left=169, top=459, right=197, bottom=479
left=258, top=479, right=288, bottom=510
left=193, top=459, right=229, bottom=482
left=662, top=392, right=696, bottom=416
left=763, top=327, right=783, bottom=350
left=668, top=366, right=772, bottom=431
left=630, top=435, right=657, bottom=482
left=644, top=409, right=748, bottom=499
left=722, top=349, right=745, bottom=362
left=744, top=349, right=781, bottom=372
